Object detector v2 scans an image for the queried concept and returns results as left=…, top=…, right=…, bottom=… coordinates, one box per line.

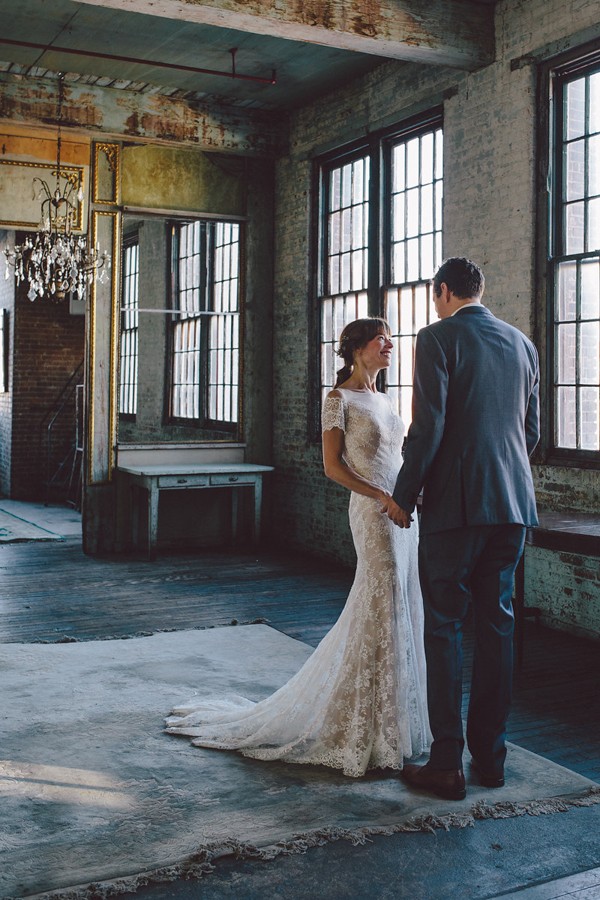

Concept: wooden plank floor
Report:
left=1, top=536, right=599, bottom=782
left=0, top=538, right=352, bottom=645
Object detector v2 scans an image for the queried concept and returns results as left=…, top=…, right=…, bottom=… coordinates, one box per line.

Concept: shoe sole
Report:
left=470, top=762, right=505, bottom=788
left=478, top=776, right=505, bottom=788
left=402, top=779, right=466, bottom=801
left=436, top=790, right=466, bottom=801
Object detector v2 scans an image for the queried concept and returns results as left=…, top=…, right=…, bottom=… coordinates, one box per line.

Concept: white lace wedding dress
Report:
left=165, top=389, right=431, bottom=777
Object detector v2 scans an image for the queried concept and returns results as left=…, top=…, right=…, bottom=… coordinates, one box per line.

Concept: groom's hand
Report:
left=381, top=497, right=413, bottom=528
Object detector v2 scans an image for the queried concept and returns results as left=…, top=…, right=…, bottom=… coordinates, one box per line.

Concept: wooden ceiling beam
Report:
left=72, top=0, right=495, bottom=71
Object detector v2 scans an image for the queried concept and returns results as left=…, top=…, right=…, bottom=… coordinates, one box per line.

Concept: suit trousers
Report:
left=418, top=524, right=526, bottom=773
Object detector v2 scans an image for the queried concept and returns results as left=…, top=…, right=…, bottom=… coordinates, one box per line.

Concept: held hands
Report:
left=379, top=494, right=414, bottom=528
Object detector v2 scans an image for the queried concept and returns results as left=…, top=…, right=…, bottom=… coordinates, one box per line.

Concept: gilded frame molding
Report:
left=86, top=208, right=122, bottom=485
left=0, top=158, right=85, bottom=231
left=93, top=142, right=121, bottom=206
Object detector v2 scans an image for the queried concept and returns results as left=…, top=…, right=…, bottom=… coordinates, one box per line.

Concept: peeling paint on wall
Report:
left=525, top=545, right=600, bottom=640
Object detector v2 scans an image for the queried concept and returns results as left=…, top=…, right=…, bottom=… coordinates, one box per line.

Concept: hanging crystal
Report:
left=3, top=73, right=110, bottom=301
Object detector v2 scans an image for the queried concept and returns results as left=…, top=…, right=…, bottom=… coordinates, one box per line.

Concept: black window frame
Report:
left=118, top=233, right=139, bottom=420
left=538, top=41, right=600, bottom=466
left=168, top=218, right=242, bottom=430
left=309, top=107, right=443, bottom=440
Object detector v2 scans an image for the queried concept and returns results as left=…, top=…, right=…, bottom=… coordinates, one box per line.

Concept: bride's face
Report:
left=356, top=331, right=393, bottom=370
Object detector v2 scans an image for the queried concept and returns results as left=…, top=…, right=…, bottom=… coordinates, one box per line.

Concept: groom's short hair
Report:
left=433, top=257, right=485, bottom=300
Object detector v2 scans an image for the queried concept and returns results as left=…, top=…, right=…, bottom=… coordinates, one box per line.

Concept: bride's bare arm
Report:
left=322, top=426, right=391, bottom=503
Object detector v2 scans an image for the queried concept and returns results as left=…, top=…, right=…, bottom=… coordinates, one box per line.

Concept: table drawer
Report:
left=158, top=474, right=210, bottom=488
left=209, top=473, right=256, bottom=486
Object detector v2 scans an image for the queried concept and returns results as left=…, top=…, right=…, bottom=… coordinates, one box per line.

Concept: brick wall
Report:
left=11, top=282, right=84, bottom=499
left=525, top=547, right=600, bottom=641
left=271, top=0, right=600, bottom=568
left=533, top=466, right=600, bottom=514
left=0, top=231, right=14, bottom=496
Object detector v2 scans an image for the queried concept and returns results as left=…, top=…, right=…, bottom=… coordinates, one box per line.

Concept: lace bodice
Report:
left=166, top=387, right=430, bottom=777
left=322, top=390, right=405, bottom=494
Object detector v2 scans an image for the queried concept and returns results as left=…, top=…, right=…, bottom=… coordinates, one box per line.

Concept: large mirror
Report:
left=117, top=212, right=242, bottom=445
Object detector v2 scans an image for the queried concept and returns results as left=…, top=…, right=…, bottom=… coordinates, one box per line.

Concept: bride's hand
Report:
left=378, top=489, right=392, bottom=509
left=380, top=494, right=414, bottom=527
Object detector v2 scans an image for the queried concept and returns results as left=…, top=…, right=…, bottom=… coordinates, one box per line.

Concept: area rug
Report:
left=1, top=626, right=598, bottom=899
left=0, top=509, right=63, bottom=543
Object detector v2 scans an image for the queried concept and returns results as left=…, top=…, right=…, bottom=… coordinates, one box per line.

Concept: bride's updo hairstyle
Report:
left=335, top=317, right=390, bottom=387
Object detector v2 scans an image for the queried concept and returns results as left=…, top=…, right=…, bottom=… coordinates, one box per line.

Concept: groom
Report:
left=383, top=257, right=540, bottom=800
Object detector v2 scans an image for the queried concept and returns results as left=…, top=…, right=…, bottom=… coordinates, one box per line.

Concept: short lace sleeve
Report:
left=322, top=393, right=346, bottom=433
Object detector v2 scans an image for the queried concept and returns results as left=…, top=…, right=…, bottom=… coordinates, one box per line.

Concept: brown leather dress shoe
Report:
left=401, top=763, right=466, bottom=801
left=470, top=759, right=505, bottom=788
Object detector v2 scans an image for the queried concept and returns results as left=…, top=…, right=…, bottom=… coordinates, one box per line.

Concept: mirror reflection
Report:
left=118, top=213, right=242, bottom=444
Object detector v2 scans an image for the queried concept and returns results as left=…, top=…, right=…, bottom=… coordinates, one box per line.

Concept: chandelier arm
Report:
left=4, top=71, right=110, bottom=300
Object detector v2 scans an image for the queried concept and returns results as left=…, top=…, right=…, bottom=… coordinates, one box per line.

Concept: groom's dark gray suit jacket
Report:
left=393, top=304, right=540, bottom=535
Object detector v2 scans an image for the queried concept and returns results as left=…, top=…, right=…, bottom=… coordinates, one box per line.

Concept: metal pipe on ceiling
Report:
left=0, top=38, right=277, bottom=85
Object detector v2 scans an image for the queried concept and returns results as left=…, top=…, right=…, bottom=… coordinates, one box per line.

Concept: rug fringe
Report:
left=20, top=786, right=600, bottom=900
left=472, top=783, right=600, bottom=820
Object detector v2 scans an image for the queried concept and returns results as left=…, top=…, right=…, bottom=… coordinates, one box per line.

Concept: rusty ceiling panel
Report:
left=0, top=0, right=389, bottom=111
left=0, top=73, right=285, bottom=156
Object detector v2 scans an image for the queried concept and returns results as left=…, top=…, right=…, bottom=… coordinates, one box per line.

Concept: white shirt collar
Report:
left=451, top=301, right=484, bottom=316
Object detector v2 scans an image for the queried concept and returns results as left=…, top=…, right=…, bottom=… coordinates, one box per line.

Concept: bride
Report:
left=165, top=318, right=431, bottom=777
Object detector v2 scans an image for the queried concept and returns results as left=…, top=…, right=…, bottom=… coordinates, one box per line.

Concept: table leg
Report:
left=131, top=483, right=139, bottom=550
left=252, top=477, right=262, bottom=547
left=231, top=489, right=239, bottom=544
left=147, top=483, right=159, bottom=560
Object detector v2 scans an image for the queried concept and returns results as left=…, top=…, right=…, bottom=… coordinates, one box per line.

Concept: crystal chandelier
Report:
left=4, top=74, right=109, bottom=302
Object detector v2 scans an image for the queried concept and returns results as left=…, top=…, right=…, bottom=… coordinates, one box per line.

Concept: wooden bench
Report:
left=514, top=511, right=600, bottom=663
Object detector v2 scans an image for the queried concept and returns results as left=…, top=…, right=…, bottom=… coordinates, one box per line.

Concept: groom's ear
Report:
left=438, top=282, right=451, bottom=303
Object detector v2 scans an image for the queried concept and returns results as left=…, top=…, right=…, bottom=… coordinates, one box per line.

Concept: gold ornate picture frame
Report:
left=0, top=158, right=86, bottom=231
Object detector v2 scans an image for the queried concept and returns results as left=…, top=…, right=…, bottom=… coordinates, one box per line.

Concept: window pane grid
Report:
left=554, top=257, right=600, bottom=450
left=385, top=283, right=437, bottom=427
left=386, top=125, right=443, bottom=422
left=172, top=316, right=202, bottom=419
left=326, top=156, right=370, bottom=296
left=562, top=70, right=600, bottom=256
left=178, top=221, right=204, bottom=318
left=119, top=241, right=139, bottom=416
left=553, top=60, right=600, bottom=452
left=171, top=221, right=240, bottom=424
left=391, top=127, right=443, bottom=285
left=171, top=223, right=204, bottom=419
left=208, top=222, right=240, bottom=423
left=317, top=116, right=442, bottom=427
left=320, top=290, right=369, bottom=403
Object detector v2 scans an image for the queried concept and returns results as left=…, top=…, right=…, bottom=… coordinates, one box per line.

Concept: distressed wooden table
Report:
left=118, top=463, right=274, bottom=558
